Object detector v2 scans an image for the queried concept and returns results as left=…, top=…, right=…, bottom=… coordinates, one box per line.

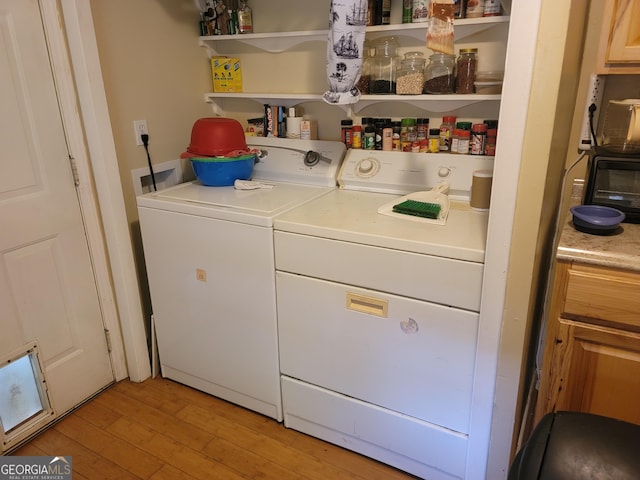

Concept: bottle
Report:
left=370, top=36, right=399, bottom=94
left=341, top=119, right=353, bottom=148
left=453, top=0, right=466, bottom=18
left=450, top=129, right=460, bottom=154
left=412, top=0, right=429, bottom=22
left=382, top=0, right=392, bottom=25
left=457, top=129, right=471, bottom=154
left=392, top=121, right=402, bottom=151
left=483, top=0, right=502, bottom=16
left=402, top=0, right=413, bottom=23
left=465, top=0, right=485, bottom=17
left=374, top=0, right=383, bottom=25
left=407, top=122, right=417, bottom=143
left=400, top=117, right=412, bottom=143
left=238, top=0, right=253, bottom=34
left=364, top=125, right=376, bottom=149
left=416, top=118, right=429, bottom=141
left=382, top=125, right=393, bottom=151
left=396, top=51, right=426, bottom=95
left=367, top=0, right=375, bottom=26
left=352, top=125, right=363, bottom=149
left=424, top=53, right=456, bottom=94
left=456, top=48, right=478, bottom=94
left=485, top=128, right=497, bottom=155
left=439, top=115, right=456, bottom=152
left=374, top=120, right=385, bottom=150
left=428, top=128, right=441, bottom=153
left=470, top=123, right=488, bottom=154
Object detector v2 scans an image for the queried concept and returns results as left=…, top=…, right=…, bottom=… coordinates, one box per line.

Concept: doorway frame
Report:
left=40, top=0, right=150, bottom=382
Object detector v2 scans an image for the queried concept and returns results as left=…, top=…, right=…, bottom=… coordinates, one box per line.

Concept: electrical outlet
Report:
left=578, top=74, right=605, bottom=151
left=133, top=120, right=149, bottom=146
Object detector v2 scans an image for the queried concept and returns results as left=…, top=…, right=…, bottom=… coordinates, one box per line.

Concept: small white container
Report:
left=474, top=81, right=503, bottom=94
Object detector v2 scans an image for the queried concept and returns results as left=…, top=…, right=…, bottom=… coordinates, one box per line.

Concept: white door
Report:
left=0, top=0, right=114, bottom=450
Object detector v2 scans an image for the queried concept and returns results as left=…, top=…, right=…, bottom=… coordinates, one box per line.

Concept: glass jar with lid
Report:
left=370, top=36, right=399, bottom=94
left=423, top=52, right=456, bottom=94
left=455, top=48, right=478, bottom=94
left=355, top=40, right=373, bottom=94
left=396, top=51, right=426, bottom=95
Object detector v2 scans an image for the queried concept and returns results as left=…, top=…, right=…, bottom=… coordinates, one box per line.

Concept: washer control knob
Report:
left=304, top=150, right=320, bottom=166
left=359, top=159, right=374, bottom=174
left=438, top=167, right=452, bottom=177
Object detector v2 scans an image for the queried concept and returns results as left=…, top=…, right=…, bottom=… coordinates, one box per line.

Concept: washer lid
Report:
left=137, top=181, right=334, bottom=227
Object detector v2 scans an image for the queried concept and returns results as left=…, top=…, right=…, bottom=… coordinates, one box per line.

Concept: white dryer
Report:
left=273, top=149, right=494, bottom=479
left=137, top=137, right=346, bottom=421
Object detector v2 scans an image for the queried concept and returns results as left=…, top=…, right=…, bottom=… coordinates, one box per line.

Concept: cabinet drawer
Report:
left=564, top=264, right=640, bottom=329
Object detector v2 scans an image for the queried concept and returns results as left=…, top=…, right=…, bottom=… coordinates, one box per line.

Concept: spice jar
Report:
left=485, top=128, right=497, bottom=155
left=428, top=128, right=441, bottom=153
left=483, top=0, right=502, bottom=16
left=470, top=123, right=488, bottom=155
left=439, top=115, right=457, bottom=152
left=456, top=48, right=478, bottom=94
left=352, top=125, right=363, bottom=149
left=416, top=118, right=429, bottom=141
left=370, top=36, right=399, bottom=94
left=465, top=0, right=485, bottom=17
left=364, top=125, right=376, bottom=149
left=396, top=52, right=426, bottom=95
left=341, top=119, right=353, bottom=148
left=423, top=53, right=456, bottom=94
left=412, top=0, right=429, bottom=22
left=457, top=129, right=471, bottom=154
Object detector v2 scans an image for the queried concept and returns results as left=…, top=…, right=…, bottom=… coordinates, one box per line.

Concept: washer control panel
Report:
left=338, top=149, right=495, bottom=197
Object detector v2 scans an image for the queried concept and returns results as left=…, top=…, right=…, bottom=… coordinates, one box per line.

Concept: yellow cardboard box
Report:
left=211, top=57, right=243, bottom=92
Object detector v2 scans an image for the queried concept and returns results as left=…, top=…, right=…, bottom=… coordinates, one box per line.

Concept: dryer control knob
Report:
left=359, top=159, right=374, bottom=174
left=438, top=167, right=452, bottom=177
left=304, top=150, right=321, bottom=166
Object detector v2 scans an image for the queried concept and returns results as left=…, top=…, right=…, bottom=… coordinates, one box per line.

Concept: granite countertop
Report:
left=557, top=217, right=640, bottom=272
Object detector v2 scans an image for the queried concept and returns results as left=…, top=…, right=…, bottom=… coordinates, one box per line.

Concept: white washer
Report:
left=137, top=137, right=346, bottom=421
left=273, top=149, right=494, bottom=479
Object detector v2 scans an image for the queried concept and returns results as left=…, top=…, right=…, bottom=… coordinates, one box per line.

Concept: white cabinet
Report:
left=200, top=16, right=509, bottom=116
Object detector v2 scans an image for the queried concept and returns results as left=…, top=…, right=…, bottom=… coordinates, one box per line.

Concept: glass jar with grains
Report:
left=370, top=36, right=399, bottom=94
left=455, top=48, right=478, bottom=94
left=423, top=52, right=456, bottom=94
left=396, top=51, right=426, bottom=95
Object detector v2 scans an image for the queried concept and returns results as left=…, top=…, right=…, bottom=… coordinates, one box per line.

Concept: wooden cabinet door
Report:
left=558, top=319, right=640, bottom=425
left=598, top=0, right=640, bottom=72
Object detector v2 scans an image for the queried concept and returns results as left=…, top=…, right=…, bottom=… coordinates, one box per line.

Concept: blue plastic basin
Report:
left=190, top=154, right=255, bottom=186
left=570, top=205, right=625, bottom=234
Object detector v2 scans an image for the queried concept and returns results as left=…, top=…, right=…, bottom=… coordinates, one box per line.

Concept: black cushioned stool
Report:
left=508, top=412, right=640, bottom=480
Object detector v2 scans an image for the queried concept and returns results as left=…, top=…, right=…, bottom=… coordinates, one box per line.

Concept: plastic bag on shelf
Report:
left=426, top=1, right=455, bottom=55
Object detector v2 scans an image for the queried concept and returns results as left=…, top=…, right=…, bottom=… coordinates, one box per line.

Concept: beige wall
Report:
left=90, top=0, right=213, bottom=321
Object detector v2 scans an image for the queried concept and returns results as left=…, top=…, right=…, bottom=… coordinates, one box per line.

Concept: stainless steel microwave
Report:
left=584, top=151, right=640, bottom=223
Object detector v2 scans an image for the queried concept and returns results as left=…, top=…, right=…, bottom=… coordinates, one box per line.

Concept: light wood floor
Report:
left=13, top=377, right=418, bottom=479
